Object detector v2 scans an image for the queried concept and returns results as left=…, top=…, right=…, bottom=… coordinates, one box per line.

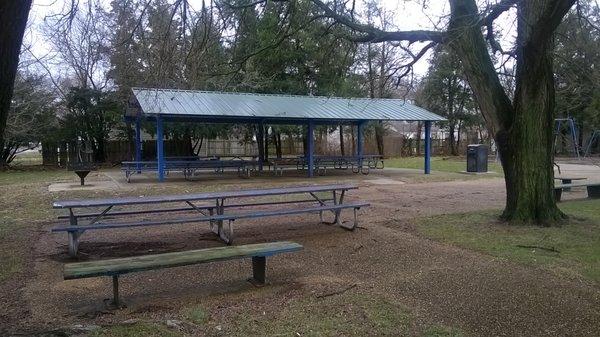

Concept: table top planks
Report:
left=53, top=184, right=358, bottom=209
left=64, top=241, right=303, bottom=279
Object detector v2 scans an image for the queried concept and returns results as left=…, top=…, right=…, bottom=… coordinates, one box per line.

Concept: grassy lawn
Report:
left=416, top=199, right=600, bottom=283
left=386, top=156, right=503, bottom=175
left=0, top=168, right=72, bottom=282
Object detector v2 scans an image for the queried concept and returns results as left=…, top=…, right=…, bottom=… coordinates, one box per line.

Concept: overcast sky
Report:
left=24, top=0, right=515, bottom=81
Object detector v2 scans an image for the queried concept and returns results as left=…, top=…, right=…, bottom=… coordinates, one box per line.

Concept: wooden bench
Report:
left=554, top=182, right=600, bottom=201
left=52, top=184, right=368, bottom=256
left=64, top=241, right=302, bottom=307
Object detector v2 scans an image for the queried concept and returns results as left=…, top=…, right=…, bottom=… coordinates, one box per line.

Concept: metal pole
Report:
left=135, top=116, right=142, bottom=173
left=307, top=121, right=315, bottom=177
left=357, top=121, right=365, bottom=169
left=424, top=121, right=431, bottom=174
left=568, top=118, right=580, bottom=159
left=156, top=116, right=165, bottom=182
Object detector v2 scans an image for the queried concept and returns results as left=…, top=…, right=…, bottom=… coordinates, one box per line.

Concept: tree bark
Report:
left=375, top=121, right=384, bottom=156
left=448, top=0, right=567, bottom=223
left=339, top=125, right=345, bottom=156
left=0, top=1, right=32, bottom=168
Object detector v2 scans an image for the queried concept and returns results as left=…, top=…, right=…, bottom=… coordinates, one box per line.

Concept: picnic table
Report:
left=270, top=155, right=384, bottom=176
left=121, top=159, right=258, bottom=182
left=52, top=184, right=369, bottom=256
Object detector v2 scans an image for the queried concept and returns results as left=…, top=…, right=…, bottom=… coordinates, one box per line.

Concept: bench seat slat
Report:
left=57, top=198, right=334, bottom=220
left=555, top=182, right=600, bottom=189
left=64, top=241, right=302, bottom=279
left=52, top=202, right=369, bottom=232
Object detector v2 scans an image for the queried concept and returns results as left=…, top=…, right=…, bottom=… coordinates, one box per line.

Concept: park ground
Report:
left=1, top=157, right=600, bottom=336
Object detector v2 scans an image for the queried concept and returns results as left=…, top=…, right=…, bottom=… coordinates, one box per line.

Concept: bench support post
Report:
left=554, top=188, right=563, bottom=202
left=251, top=256, right=266, bottom=285
left=588, top=185, right=600, bottom=199
left=112, top=275, right=120, bottom=307
left=68, top=231, right=81, bottom=257
left=68, top=210, right=80, bottom=257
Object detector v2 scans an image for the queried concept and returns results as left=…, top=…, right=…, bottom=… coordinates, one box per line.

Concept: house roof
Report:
left=128, top=87, right=445, bottom=123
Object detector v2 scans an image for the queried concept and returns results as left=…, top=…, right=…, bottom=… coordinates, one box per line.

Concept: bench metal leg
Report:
left=339, top=207, right=359, bottom=231
left=219, top=219, right=234, bottom=245
left=215, top=198, right=224, bottom=237
left=554, top=188, right=563, bottom=202
left=209, top=208, right=218, bottom=234
left=68, top=231, right=81, bottom=257
left=251, top=256, right=266, bottom=285
left=588, top=185, right=600, bottom=198
left=334, top=190, right=345, bottom=225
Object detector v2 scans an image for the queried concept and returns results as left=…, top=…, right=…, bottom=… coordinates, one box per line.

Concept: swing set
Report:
left=554, top=117, right=600, bottom=158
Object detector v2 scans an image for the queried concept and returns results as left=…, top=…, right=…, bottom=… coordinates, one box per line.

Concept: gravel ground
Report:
left=4, top=167, right=600, bottom=336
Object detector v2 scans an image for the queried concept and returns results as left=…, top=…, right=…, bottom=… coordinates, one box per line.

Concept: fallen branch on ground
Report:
left=516, top=245, right=560, bottom=253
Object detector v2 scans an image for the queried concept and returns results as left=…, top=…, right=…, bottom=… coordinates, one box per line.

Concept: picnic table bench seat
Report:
left=64, top=241, right=303, bottom=306
left=554, top=182, right=600, bottom=201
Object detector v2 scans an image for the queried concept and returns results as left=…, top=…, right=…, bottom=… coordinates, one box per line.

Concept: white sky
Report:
left=24, top=0, right=515, bottom=80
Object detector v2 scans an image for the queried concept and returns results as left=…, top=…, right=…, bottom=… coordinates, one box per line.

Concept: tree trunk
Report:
left=339, top=125, right=345, bottom=156
left=448, top=125, right=456, bottom=156
left=275, top=132, right=282, bottom=158
left=448, top=0, right=566, bottom=223
left=0, top=0, right=32, bottom=168
left=350, top=126, right=356, bottom=155
left=415, top=122, right=422, bottom=156
left=375, top=121, right=384, bottom=156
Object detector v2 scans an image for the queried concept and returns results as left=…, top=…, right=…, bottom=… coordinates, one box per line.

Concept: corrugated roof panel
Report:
left=130, top=87, right=446, bottom=122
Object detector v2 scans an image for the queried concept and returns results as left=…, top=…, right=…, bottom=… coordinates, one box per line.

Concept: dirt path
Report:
left=7, top=170, right=600, bottom=336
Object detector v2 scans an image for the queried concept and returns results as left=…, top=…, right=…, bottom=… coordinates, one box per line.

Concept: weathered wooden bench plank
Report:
left=65, top=241, right=302, bottom=279
left=64, top=241, right=302, bottom=307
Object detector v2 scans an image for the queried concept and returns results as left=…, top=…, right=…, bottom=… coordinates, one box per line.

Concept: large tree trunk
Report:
left=0, top=1, right=32, bottom=168
left=448, top=0, right=567, bottom=223
left=448, top=124, right=456, bottom=156
left=375, top=121, right=384, bottom=156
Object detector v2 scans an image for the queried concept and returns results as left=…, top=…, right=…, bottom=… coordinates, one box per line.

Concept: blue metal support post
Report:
left=307, top=121, right=315, bottom=177
left=258, top=120, right=264, bottom=171
left=156, top=116, right=165, bottom=181
left=424, top=121, right=431, bottom=174
left=135, top=116, right=142, bottom=173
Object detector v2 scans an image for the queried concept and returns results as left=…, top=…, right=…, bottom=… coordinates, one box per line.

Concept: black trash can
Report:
left=467, top=144, right=488, bottom=173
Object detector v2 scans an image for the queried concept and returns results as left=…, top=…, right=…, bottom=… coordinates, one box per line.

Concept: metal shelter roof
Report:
left=128, top=87, right=445, bottom=123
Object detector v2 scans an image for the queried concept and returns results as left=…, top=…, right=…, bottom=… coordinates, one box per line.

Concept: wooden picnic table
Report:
left=52, top=184, right=367, bottom=256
